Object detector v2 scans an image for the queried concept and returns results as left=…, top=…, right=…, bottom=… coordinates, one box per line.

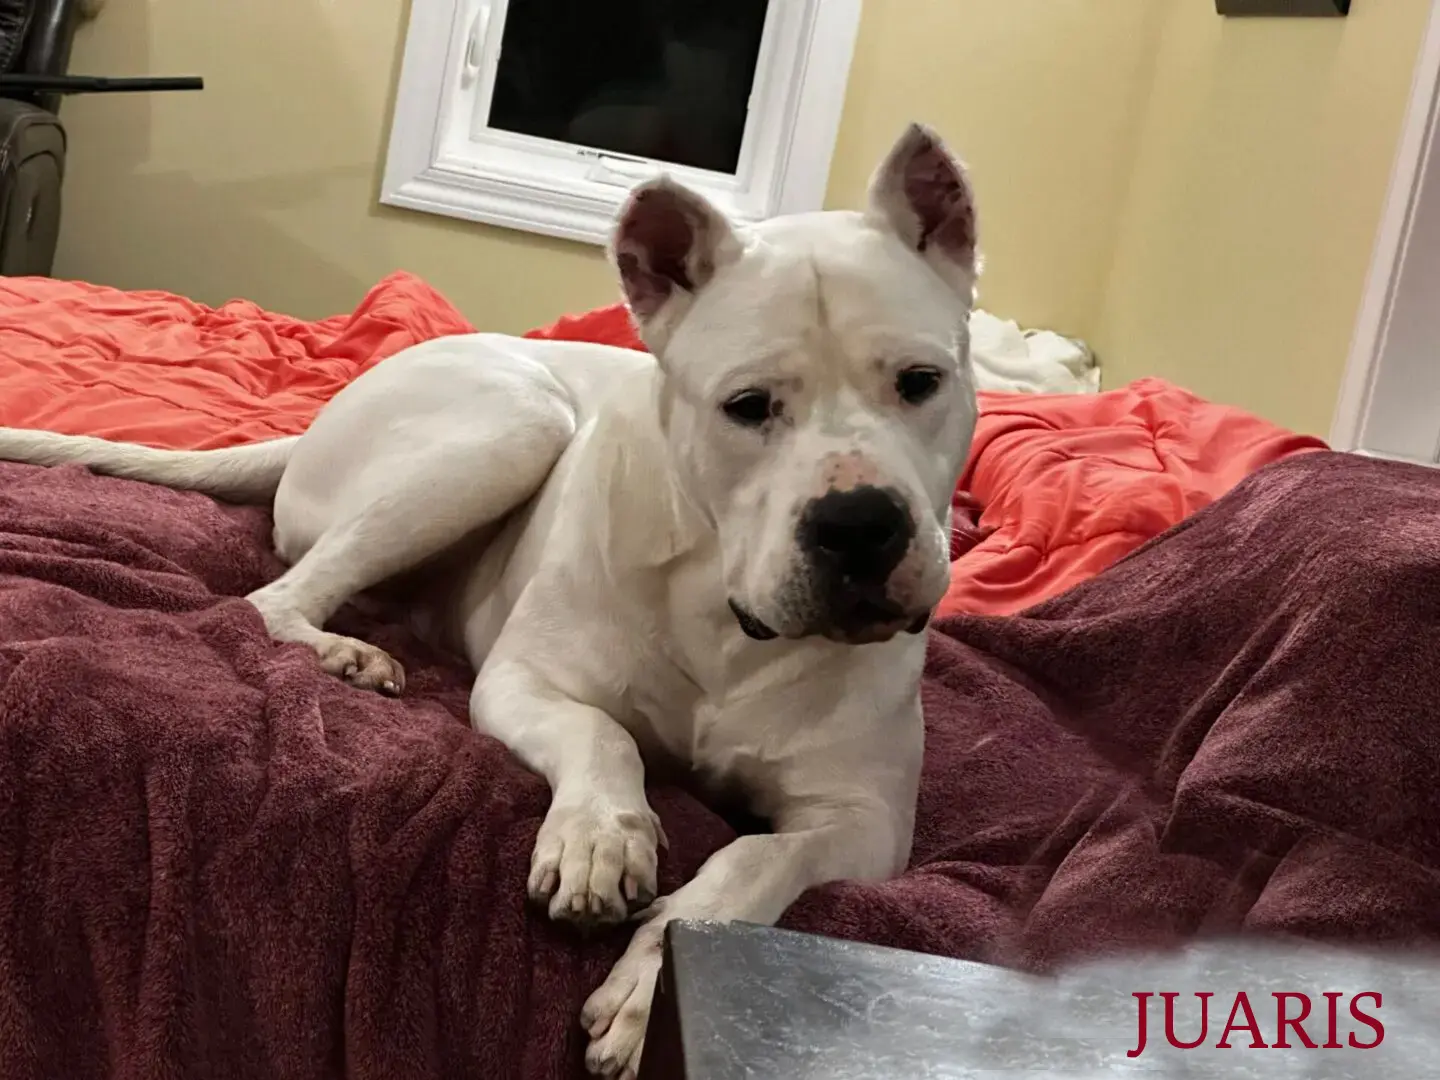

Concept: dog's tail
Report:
left=0, top=428, right=299, bottom=504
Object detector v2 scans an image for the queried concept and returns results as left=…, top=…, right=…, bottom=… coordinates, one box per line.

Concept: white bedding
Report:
left=970, top=309, right=1099, bottom=395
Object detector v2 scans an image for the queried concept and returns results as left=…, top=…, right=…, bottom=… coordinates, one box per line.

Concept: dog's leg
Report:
left=471, top=658, right=664, bottom=927
left=579, top=804, right=904, bottom=1079
left=250, top=407, right=574, bottom=694
left=246, top=518, right=424, bottom=694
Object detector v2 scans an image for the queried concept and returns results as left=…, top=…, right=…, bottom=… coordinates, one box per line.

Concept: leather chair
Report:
left=0, top=0, right=82, bottom=277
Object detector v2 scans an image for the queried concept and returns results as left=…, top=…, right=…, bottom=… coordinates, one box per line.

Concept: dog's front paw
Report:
left=528, top=802, right=661, bottom=926
left=581, top=919, right=665, bottom=1078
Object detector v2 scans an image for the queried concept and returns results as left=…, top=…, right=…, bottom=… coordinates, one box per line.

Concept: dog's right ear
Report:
left=610, top=177, right=741, bottom=351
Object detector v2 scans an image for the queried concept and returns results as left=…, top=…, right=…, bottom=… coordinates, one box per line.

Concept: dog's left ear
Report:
left=867, top=123, right=978, bottom=297
left=610, top=177, right=742, bottom=351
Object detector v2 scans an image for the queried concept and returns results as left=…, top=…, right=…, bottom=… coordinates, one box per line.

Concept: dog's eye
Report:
left=722, top=389, right=773, bottom=427
left=896, top=366, right=944, bottom=405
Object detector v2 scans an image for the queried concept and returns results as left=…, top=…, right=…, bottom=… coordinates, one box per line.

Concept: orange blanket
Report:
left=0, top=273, right=1325, bottom=614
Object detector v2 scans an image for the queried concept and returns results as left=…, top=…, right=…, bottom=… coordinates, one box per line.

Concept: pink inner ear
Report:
left=616, top=188, right=699, bottom=318
left=903, top=139, right=975, bottom=259
left=615, top=252, right=675, bottom=320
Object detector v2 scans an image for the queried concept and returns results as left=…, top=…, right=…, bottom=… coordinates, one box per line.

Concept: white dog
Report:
left=0, top=123, right=981, bottom=1077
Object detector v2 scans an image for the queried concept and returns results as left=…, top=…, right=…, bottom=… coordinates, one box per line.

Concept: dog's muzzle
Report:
left=802, top=485, right=932, bottom=642
left=729, top=485, right=936, bottom=644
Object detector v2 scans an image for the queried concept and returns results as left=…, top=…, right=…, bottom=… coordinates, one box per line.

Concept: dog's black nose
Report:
left=799, top=486, right=914, bottom=580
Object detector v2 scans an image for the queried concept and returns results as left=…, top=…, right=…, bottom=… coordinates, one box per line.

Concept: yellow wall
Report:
left=829, top=0, right=1161, bottom=337
left=1093, top=1, right=1430, bottom=436
left=52, top=0, right=1158, bottom=337
left=49, top=1, right=1432, bottom=436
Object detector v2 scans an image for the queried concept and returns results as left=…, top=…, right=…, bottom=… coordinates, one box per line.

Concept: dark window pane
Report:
left=487, top=0, right=770, bottom=175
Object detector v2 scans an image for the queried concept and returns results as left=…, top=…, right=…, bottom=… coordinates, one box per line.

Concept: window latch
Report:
left=580, top=150, right=659, bottom=188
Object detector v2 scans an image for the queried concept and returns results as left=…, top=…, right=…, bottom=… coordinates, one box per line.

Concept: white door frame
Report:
left=1332, top=0, right=1440, bottom=463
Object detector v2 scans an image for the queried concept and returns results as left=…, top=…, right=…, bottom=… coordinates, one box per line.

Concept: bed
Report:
left=1, top=273, right=1435, bottom=1079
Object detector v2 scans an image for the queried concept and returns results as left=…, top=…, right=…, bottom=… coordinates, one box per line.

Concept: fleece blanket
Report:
left=0, top=274, right=1323, bottom=616
left=2, top=447, right=1438, bottom=1080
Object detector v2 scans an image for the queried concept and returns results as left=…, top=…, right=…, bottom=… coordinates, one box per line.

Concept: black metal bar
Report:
left=22, top=0, right=85, bottom=113
left=0, top=74, right=204, bottom=94
left=1217, top=0, right=1349, bottom=14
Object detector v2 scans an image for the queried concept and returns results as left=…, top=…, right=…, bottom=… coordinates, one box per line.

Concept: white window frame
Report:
left=1332, top=0, right=1440, bottom=465
left=380, top=0, right=863, bottom=246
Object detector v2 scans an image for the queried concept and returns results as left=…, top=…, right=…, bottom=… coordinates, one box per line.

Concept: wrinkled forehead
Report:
left=664, top=218, right=971, bottom=392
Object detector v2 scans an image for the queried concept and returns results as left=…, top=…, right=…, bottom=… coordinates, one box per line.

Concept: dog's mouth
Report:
left=824, top=596, right=931, bottom=644
left=728, top=597, right=931, bottom=644
left=729, top=599, right=779, bottom=641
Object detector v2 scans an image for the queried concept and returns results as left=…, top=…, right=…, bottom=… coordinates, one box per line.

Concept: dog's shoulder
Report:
left=535, top=369, right=705, bottom=577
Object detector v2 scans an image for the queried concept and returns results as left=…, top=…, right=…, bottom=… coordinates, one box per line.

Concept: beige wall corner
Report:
left=1092, top=0, right=1431, bottom=437
left=826, top=0, right=1163, bottom=341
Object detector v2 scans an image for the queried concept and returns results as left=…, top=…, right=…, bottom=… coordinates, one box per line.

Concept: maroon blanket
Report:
left=1, top=450, right=1438, bottom=1078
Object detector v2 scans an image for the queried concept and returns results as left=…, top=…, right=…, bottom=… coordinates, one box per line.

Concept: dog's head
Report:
left=611, top=123, right=980, bottom=645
